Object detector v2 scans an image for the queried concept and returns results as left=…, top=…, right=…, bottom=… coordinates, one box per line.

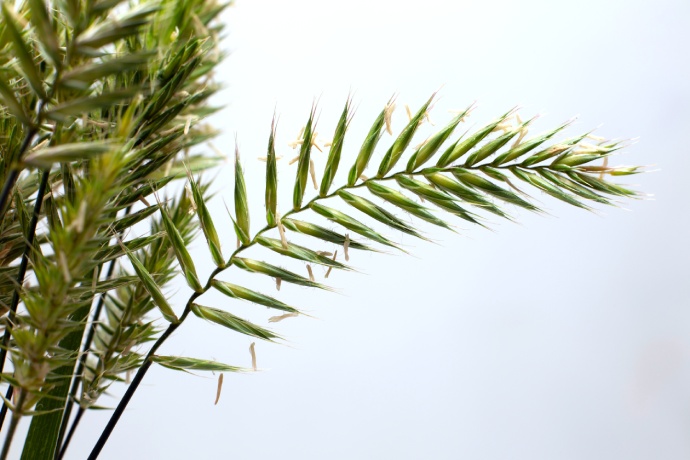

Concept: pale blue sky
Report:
left=54, top=0, right=690, bottom=458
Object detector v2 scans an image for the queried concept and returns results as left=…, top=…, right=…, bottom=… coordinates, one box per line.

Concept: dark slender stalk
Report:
left=57, top=406, right=84, bottom=460
left=56, top=257, right=118, bottom=459
left=0, top=170, right=50, bottom=430
left=0, top=169, right=20, bottom=222
left=0, top=386, right=12, bottom=432
left=86, top=317, right=183, bottom=460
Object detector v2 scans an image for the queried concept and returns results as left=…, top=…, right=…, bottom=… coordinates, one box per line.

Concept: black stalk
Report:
left=0, top=170, right=50, bottom=429
left=56, top=257, right=118, bottom=459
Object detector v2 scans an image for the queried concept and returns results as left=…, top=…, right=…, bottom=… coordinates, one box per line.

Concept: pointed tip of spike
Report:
left=234, top=135, right=241, bottom=162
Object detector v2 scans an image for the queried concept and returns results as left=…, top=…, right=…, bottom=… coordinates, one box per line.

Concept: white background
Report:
left=22, top=0, right=690, bottom=458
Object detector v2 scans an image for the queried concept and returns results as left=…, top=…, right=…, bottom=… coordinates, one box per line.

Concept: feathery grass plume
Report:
left=0, top=0, right=645, bottom=457
left=0, top=0, right=229, bottom=457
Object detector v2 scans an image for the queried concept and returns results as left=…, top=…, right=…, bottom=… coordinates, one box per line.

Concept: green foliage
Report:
left=0, top=0, right=644, bottom=459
